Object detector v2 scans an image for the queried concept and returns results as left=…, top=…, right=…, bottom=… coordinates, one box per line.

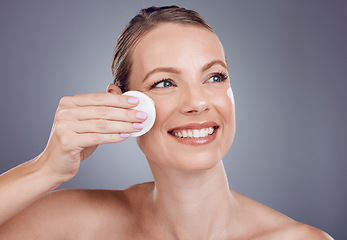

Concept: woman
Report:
left=0, top=6, right=332, bottom=239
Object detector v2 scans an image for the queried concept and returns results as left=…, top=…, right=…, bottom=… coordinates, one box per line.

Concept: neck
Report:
left=143, top=160, right=239, bottom=240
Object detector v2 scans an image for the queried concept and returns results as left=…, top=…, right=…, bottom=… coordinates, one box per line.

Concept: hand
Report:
left=39, top=85, right=146, bottom=182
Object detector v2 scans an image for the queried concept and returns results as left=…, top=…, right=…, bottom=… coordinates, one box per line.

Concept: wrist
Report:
left=30, top=153, right=67, bottom=189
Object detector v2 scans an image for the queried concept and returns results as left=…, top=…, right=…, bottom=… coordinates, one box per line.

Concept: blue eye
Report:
left=207, top=72, right=228, bottom=83
left=152, top=79, right=173, bottom=88
left=208, top=75, right=222, bottom=82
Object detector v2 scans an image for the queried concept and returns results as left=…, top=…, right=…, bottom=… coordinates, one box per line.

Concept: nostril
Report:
left=185, top=107, right=209, bottom=114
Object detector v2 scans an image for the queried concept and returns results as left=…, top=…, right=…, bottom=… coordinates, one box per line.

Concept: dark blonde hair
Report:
left=111, top=5, right=213, bottom=92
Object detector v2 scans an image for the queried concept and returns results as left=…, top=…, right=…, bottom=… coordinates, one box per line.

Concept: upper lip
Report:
left=168, top=121, right=219, bottom=133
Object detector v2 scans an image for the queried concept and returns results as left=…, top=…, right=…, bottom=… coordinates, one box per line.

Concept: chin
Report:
left=139, top=141, right=225, bottom=173
left=172, top=151, right=224, bottom=172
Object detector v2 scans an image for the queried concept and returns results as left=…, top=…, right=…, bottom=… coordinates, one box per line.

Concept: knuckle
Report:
left=59, top=135, right=69, bottom=147
left=54, top=120, right=69, bottom=134
left=60, top=135, right=74, bottom=151
left=95, top=120, right=108, bottom=130
left=91, top=134, right=102, bottom=143
left=125, top=122, right=135, bottom=131
left=55, top=128, right=77, bottom=153
left=92, top=92, right=104, bottom=104
left=96, top=106, right=109, bottom=117
left=55, top=108, right=69, bottom=121
left=54, top=124, right=72, bottom=149
left=59, top=96, right=71, bottom=106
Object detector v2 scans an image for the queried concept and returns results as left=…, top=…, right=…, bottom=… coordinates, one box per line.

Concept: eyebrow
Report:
left=142, top=60, right=228, bottom=83
left=142, top=67, right=181, bottom=82
left=202, top=60, right=228, bottom=72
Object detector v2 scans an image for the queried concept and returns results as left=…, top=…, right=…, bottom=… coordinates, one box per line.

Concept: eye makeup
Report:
left=206, top=71, right=229, bottom=83
left=150, top=78, right=175, bottom=89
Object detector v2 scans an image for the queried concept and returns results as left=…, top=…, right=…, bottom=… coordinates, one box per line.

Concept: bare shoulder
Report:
left=264, top=222, right=334, bottom=240
left=281, top=223, right=334, bottom=240
left=232, top=191, right=333, bottom=239
left=0, top=188, right=133, bottom=239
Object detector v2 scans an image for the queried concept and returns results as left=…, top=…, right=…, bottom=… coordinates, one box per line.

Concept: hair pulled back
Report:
left=111, top=5, right=213, bottom=92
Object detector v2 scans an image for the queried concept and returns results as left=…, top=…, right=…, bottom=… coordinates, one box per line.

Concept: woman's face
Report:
left=129, top=23, right=235, bottom=171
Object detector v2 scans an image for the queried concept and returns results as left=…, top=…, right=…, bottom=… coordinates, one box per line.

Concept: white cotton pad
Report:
left=227, top=87, right=235, bottom=104
left=122, top=91, right=156, bottom=137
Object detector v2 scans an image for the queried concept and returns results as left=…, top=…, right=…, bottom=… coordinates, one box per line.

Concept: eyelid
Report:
left=150, top=78, right=175, bottom=89
left=206, top=71, right=229, bottom=82
left=149, top=71, right=229, bottom=89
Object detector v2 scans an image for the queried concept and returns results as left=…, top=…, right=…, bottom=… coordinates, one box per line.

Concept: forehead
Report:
left=131, top=23, right=226, bottom=74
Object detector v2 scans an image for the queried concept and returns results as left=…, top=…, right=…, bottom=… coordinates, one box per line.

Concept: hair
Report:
left=111, top=5, right=213, bottom=92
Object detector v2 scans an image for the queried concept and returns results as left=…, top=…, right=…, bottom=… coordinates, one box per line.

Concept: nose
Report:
left=180, top=86, right=210, bottom=115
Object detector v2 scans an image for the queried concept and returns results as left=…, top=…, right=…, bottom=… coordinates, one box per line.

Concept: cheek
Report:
left=136, top=94, right=177, bottom=157
left=148, top=94, right=178, bottom=136
left=208, top=89, right=234, bottom=122
left=208, top=89, right=236, bottom=147
left=151, top=95, right=176, bottom=124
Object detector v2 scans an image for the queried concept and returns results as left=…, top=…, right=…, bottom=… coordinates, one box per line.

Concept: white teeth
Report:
left=172, top=127, right=215, bottom=138
left=200, top=128, right=206, bottom=137
left=193, top=129, right=199, bottom=138
left=182, top=130, right=188, bottom=138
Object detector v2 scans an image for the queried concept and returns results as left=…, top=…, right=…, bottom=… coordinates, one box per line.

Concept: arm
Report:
left=0, top=155, right=61, bottom=226
left=0, top=188, right=131, bottom=239
left=0, top=86, right=144, bottom=231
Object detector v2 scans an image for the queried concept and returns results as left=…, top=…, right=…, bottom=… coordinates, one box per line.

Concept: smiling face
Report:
left=129, top=23, right=235, bottom=172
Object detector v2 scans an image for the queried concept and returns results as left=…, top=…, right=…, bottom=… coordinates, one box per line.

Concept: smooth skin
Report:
left=0, top=23, right=333, bottom=239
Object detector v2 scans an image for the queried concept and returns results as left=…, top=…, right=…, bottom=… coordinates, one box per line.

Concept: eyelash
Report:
left=150, top=71, right=229, bottom=89
left=150, top=78, right=174, bottom=89
left=210, top=71, right=229, bottom=82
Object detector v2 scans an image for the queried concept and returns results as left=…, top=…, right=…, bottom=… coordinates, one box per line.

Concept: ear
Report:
left=107, top=84, right=123, bottom=94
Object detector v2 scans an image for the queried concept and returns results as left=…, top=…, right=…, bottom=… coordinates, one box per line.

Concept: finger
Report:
left=68, top=120, right=143, bottom=134
left=59, top=92, right=139, bottom=108
left=76, top=133, right=130, bottom=147
left=56, top=106, right=147, bottom=122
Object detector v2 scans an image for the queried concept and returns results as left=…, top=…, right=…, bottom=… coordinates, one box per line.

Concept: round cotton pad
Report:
left=123, top=91, right=156, bottom=137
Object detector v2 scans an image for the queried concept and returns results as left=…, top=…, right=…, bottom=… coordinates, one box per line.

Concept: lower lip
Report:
left=168, top=128, right=218, bottom=146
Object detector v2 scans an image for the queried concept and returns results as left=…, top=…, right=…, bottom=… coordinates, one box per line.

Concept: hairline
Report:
left=127, top=22, right=217, bottom=90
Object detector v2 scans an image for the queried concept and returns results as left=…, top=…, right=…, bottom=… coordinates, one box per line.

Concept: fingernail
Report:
left=120, top=133, right=130, bottom=138
left=133, top=122, right=144, bottom=129
left=128, top=97, right=139, bottom=105
left=136, top=111, right=147, bottom=120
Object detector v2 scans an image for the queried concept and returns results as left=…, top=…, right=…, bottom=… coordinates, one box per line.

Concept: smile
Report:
left=170, top=127, right=215, bottom=138
left=168, top=122, right=218, bottom=145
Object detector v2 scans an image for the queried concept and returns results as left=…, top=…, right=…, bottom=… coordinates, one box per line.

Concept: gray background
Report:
left=0, top=0, right=345, bottom=238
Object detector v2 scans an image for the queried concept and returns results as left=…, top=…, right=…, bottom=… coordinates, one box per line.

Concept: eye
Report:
left=206, top=72, right=228, bottom=83
left=151, top=79, right=174, bottom=88
left=208, top=75, right=222, bottom=83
